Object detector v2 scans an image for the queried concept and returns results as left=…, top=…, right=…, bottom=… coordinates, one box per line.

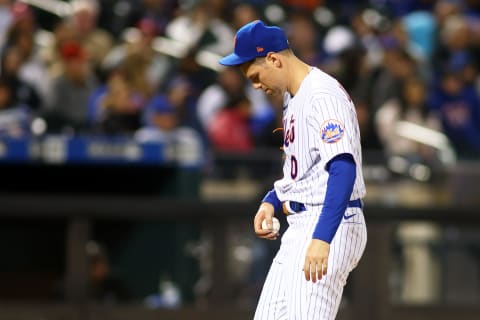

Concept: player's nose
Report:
left=252, top=82, right=262, bottom=90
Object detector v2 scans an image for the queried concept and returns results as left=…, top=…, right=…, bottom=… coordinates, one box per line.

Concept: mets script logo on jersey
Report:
left=321, top=120, right=345, bottom=144
left=283, top=115, right=295, bottom=147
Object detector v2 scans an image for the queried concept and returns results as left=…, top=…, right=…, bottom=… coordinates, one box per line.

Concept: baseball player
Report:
left=219, top=20, right=367, bottom=319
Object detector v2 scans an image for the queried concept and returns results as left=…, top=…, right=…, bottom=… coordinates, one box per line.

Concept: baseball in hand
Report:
left=262, top=217, right=280, bottom=233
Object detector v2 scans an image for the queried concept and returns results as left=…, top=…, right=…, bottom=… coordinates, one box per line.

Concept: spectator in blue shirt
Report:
left=428, top=58, right=480, bottom=158
left=135, top=76, right=203, bottom=166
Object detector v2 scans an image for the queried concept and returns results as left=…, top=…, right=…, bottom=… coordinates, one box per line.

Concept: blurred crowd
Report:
left=1, top=0, right=480, bottom=165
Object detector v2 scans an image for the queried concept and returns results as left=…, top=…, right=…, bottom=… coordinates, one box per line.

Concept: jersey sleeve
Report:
left=261, top=188, right=282, bottom=213
left=312, top=153, right=356, bottom=243
left=307, top=96, right=359, bottom=167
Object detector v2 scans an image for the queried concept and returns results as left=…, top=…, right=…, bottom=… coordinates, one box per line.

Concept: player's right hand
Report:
left=253, top=202, right=278, bottom=240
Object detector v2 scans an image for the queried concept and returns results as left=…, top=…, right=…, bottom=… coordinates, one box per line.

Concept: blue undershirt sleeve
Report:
left=262, top=188, right=282, bottom=213
left=312, top=153, right=356, bottom=243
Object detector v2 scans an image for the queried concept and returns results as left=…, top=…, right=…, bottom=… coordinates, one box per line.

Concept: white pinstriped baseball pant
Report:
left=254, top=207, right=367, bottom=320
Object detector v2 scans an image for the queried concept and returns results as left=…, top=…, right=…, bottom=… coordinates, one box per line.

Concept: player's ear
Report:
left=266, top=52, right=282, bottom=68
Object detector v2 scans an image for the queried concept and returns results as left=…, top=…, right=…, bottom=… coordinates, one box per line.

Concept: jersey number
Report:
left=290, top=155, right=298, bottom=179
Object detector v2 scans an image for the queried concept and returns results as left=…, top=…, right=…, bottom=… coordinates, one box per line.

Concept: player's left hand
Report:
left=303, top=239, right=330, bottom=283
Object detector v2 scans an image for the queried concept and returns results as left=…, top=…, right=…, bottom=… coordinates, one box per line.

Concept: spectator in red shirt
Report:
left=207, top=95, right=253, bottom=152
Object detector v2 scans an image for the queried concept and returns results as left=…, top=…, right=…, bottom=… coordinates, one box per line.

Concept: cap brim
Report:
left=219, top=53, right=255, bottom=66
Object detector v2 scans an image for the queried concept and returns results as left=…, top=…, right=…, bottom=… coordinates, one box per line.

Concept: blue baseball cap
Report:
left=219, top=20, right=289, bottom=66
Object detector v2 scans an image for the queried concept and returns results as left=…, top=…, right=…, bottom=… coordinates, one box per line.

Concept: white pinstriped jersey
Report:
left=254, top=67, right=367, bottom=320
left=274, top=67, right=366, bottom=205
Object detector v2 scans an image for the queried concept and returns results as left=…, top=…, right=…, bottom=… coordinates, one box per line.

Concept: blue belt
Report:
left=282, top=199, right=363, bottom=215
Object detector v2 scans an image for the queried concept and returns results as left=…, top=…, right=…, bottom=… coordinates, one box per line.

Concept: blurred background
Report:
left=0, top=0, right=480, bottom=319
